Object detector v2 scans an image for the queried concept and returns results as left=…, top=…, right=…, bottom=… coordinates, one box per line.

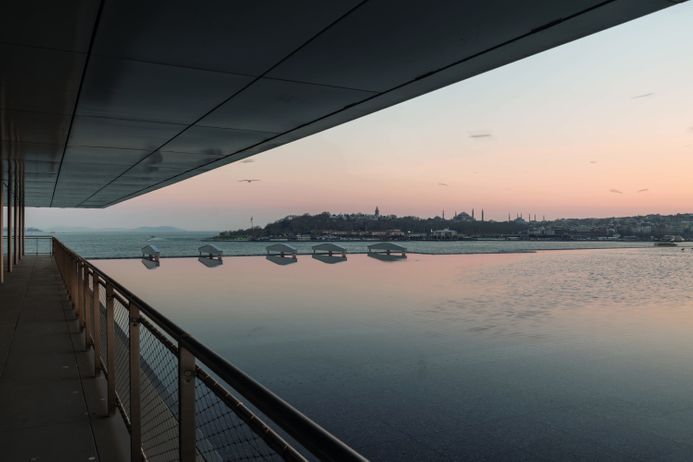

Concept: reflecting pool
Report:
left=93, top=247, right=693, bottom=460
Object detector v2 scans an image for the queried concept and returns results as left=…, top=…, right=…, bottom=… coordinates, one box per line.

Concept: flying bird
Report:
left=637, top=188, right=649, bottom=193
left=589, top=160, right=598, bottom=164
left=238, top=179, right=260, bottom=183
left=631, top=92, right=654, bottom=99
left=240, top=159, right=255, bottom=163
left=469, top=132, right=492, bottom=139
left=609, top=189, right=623, bottom=194
left=438, top=182, right=449, bottom=187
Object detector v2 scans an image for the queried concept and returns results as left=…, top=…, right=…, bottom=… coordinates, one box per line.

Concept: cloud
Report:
left=469, top=131, right=493, bottom=139
left=631, top=92, right=654, bottom=99
left=609, top=189, right=623, bottom=194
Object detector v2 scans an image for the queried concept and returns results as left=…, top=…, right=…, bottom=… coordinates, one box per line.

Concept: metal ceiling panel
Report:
left=67, top=116, right=186, bottom=151
left=0, top=0, right=98, bottom=52
left=91, top=1, right=363, bottom=74
left=76, top=57, right=254, bottom=124
left=198, top=78, right=375, bottom=133
left=161, top=126, right=275, bottom=157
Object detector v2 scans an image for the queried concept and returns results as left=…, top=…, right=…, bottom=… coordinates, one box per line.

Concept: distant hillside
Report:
left=131, top=226, right=187, bottom=233
left=214, top=211, right=525, bottom=240
left=49, top=225, right=189, bottom=233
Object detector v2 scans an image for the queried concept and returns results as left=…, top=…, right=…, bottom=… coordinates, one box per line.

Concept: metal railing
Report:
left=52, top=237, right=365, bottom=462
left=2, top=235, right=53, bottom=255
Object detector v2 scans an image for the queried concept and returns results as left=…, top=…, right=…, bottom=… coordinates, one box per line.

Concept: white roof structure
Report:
left=266, top=243, right=297, bottom=255
left=367, top=242, right=407, bottom=253
left=312, top=243, right=347, bottom=253
left=199, top=244, right=223, bottom=257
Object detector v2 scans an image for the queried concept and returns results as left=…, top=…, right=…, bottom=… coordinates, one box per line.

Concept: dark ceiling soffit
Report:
left=49, top=0, right=105, bottom=207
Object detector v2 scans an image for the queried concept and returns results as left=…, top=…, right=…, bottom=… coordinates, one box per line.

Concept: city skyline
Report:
left=24, top=3, right=693, bottom=231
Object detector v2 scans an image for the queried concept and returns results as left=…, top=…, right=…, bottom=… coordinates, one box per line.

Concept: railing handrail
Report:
left=52, top=237, right=366, bottom=462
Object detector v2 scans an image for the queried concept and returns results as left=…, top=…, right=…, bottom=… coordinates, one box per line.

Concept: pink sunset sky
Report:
left=29, top=3, right=693, bottom=231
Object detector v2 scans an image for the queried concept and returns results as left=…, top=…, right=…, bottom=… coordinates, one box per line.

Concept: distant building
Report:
left=431, top=228, right=458, bottom=240
left=453, top=211, right=474, bottom=222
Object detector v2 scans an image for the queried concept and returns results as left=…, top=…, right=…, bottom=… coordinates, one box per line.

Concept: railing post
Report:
left=106, top=282, right=116, bottom=415
left=83, top=267, right=91, bottom=348
left=179, top=344, right=196, bottom=461
left=92, top=273, right=101, bottom=375
left=77, top=261, right=84, bottom=326
left=129, top=302, right=142, bottom=462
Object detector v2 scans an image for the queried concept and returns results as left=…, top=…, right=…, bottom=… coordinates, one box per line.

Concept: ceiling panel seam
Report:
left=75, top=0, right=370, bottom=207
left=99, top=0, right=618, bottom=208
left=49, top=0, right=106, bottom=207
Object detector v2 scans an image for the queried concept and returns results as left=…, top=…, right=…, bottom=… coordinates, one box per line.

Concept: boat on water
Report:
left=655, top=241, right=677, bottom=247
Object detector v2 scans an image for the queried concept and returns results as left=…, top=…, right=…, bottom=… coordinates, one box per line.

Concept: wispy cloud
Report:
left=469, top=131, right=493, bottom=139
left=631, top=92, right=654, bottom=99
left=609, top=189, right=623, bottom=194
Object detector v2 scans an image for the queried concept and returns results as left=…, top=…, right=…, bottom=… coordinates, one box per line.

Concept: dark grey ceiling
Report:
left=0, top=0, right=685, bottom=208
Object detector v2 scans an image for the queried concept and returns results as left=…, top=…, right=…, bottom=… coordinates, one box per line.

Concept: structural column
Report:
left=6, top=160, right=12, bottom=273
left=1, top=158, right=4, bottom=284
left=13, top=161, right=18, bottom=266
left=20, top=165, right=24, bottom=259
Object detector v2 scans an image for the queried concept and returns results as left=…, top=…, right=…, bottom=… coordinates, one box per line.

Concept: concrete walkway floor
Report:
left=0, top=256, right=128, bottom=462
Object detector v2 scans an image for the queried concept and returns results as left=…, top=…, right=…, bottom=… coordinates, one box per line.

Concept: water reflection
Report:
left=198, top=256, right=223, bottom=268
left=140, top=258, right=160, bottom=270
left=93, top=249, right=693, bottom=461
left=266, top=255, right=297, bottom=265
left=312, top=254, right=347, bottom=264
left=367, top=252, right=407, bottom=262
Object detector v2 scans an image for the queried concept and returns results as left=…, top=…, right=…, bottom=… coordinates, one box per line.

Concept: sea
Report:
left=89, top=239, right=693, bottom=461
left=46, top=230, right=658, bottom=258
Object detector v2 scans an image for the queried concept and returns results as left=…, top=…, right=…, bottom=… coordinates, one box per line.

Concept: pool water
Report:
left=93, top=247, right=693, bottom=460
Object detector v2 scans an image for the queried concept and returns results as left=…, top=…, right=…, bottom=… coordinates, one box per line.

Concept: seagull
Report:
left=438, top=182, right=449, bottom=187
left=589, top=160, right=598, bottom=164
left=637, top=188, right=649, bottom=193
left=609, top=189, right=623, bottom=194
left=240, top=159, right=255, bottom=163
left=238, top=179, right=260, bottom=183
left=632, top=92, right=654, bottom=99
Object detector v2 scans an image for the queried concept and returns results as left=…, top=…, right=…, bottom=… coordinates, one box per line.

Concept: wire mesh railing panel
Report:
left=139, top=321, right=180, bottom=461
left=114, top=297, right=131, bottom=415
left=194, top=375, right=285, bottom=462
left=99, top=290, right=108, bottom=370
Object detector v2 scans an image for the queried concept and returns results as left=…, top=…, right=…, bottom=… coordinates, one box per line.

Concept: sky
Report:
left=26, top=3, right=693, bottom=231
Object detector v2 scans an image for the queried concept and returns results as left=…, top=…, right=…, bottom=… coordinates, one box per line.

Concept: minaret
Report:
left=442, top=210, right=445, bottom=220
left=481, top=209, right=485, bottom=222
left=508, top=213, right=511, bottom=222
left=375, top=206, right=380, bottom=218
left=472, top=208, right=475, bottom=220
